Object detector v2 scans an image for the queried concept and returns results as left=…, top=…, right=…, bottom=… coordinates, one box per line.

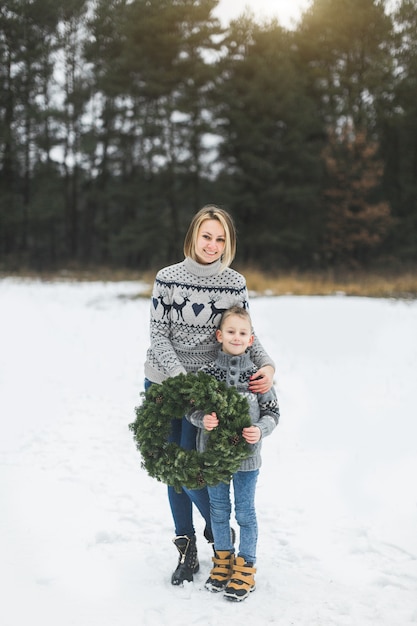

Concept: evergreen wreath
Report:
left=129, top=371, right=252, bottom=492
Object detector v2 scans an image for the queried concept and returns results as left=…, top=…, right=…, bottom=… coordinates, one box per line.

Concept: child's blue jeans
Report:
left=208, top=469, right=259, bottom=564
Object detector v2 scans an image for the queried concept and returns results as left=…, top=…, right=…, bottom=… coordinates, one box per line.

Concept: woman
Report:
left=144, top=205, right=275, bottom=585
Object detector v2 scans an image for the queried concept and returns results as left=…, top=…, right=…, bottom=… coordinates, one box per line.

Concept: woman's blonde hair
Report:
left=183, top=205, right=236, bottom=270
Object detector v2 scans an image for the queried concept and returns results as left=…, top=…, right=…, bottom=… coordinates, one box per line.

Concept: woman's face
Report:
left=195, top=219, right=226, bottom=264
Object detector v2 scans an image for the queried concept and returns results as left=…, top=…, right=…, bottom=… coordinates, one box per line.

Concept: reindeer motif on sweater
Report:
left=144, top=257, right=275, bottom=384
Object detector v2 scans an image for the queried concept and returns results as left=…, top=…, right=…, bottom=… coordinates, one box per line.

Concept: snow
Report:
left=1, top=278, right=416, bottom=626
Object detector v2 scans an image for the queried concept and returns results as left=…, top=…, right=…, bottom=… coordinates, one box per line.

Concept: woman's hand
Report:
left=248, top=365, right=275, bottom=394
left=203, top=411, right=219, bottom=431
left=242, top=425, right=261, bottom=444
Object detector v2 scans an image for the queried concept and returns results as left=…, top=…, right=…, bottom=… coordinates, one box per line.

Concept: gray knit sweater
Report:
left=187, top=349, right=280, bottom=472
left=144, top=257, right=275, bottom=383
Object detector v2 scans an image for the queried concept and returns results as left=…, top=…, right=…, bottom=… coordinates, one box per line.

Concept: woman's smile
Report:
left=195, top=219, right=226, bottom=264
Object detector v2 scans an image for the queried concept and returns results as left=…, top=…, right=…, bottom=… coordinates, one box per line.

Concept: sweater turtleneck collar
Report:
left=184, top=256, right=222, bottom=278
left=216, top=348, right=253, bottom=370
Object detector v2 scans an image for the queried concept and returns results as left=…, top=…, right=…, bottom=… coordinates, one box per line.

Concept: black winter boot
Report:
left=171, top=535, right=199, bottom=585
left=204, top=526, right=236, bottom=546
left=203, top=526, right=214, bottom=544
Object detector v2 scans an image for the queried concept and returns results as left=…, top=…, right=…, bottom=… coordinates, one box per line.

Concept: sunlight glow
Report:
left=214, top=0, right=311, bottom=28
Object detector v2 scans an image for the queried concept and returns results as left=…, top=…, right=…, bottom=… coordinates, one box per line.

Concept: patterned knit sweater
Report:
left=144, top=257, right=275, bottom=383
left=187, top=349, right=280, bottom=472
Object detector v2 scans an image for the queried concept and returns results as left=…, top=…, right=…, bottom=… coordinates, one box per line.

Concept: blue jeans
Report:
left=144, top=378, right=212, bottom=538
left=208, top=469, right=259, bottom=564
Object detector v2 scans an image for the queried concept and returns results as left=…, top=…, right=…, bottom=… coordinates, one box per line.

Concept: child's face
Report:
left=216, top=314, right=254, bottom=356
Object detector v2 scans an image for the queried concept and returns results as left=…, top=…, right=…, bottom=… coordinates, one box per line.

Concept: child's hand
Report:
left=203, top=412, right=219, bottom=431
left=242, top=425, right=261, bottom=444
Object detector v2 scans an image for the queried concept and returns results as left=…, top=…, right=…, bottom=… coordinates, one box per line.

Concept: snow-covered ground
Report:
left=1, top=278, right=416, bottom=626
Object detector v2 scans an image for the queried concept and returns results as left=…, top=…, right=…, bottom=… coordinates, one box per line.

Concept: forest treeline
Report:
left=1, top=0, right=417, bottom=271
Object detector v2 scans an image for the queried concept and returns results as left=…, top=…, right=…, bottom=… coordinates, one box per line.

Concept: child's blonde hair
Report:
left=183, top=205, right=236, bottom=271
left=219, top=305, right=253, bottom=331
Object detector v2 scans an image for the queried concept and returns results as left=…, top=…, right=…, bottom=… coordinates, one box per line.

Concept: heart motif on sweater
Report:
left=192, top=303, right=204, bottom=316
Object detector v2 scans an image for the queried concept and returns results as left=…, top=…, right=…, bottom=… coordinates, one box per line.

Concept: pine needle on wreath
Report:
left=129, top=371, right=252, bottom=492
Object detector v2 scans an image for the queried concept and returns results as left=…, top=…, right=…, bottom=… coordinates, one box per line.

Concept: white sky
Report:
left=214, top=0, right=311, bottom=28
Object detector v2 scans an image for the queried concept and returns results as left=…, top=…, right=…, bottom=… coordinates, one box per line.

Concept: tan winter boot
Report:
left=205, top=550, right=234, bottom=593
left=223, top=556, right=256, bottom=602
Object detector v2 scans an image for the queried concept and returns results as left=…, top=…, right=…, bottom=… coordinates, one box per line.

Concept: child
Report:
left=187, top=306, right=280, bottom=601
